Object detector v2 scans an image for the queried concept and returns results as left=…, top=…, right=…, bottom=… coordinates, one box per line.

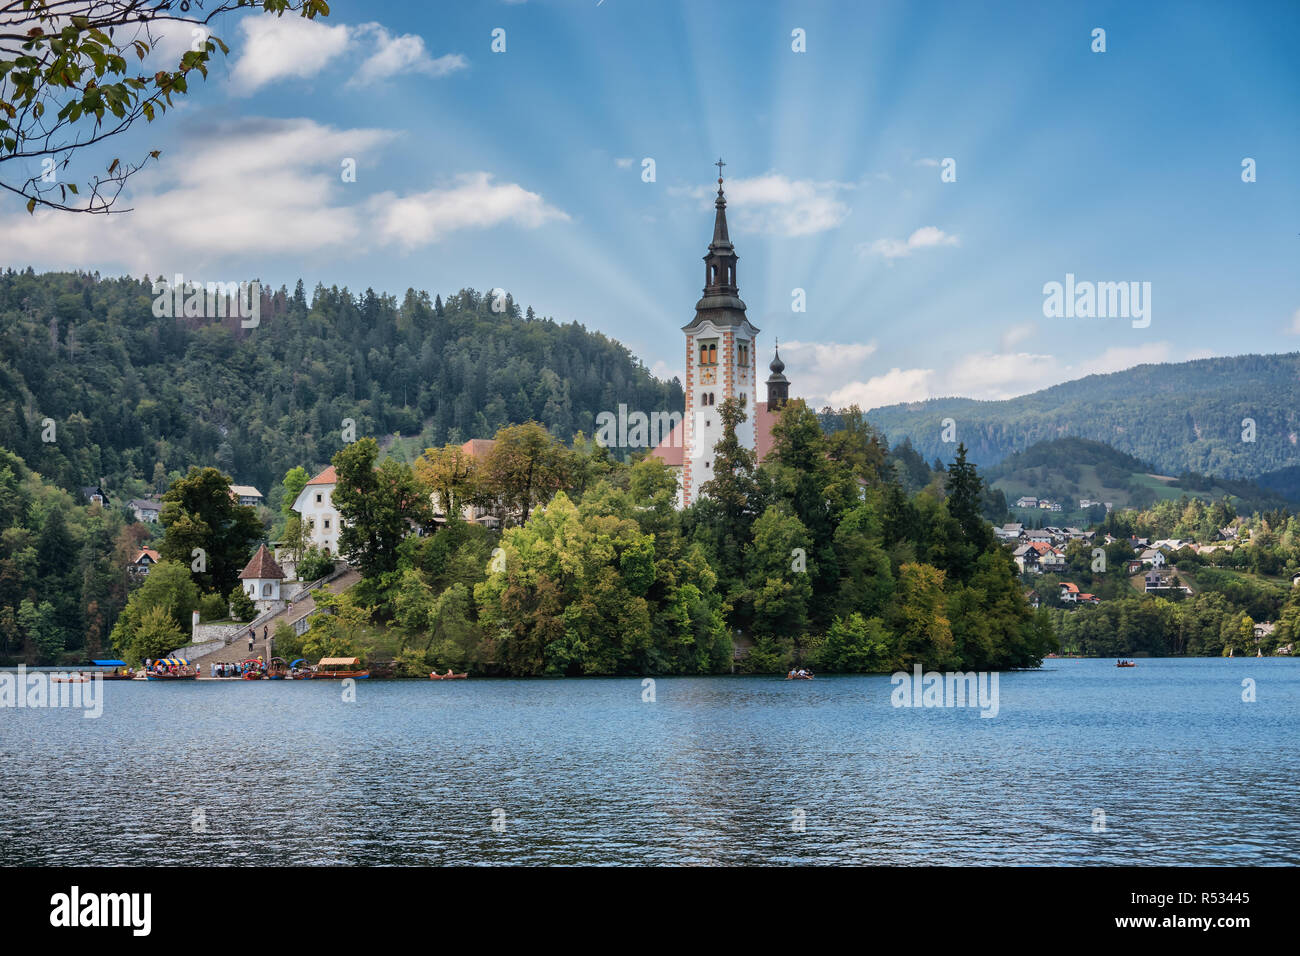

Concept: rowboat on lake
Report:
left=429, top=671, right=468, bottom=680
left=1116, top=660, right=1137, bottom=668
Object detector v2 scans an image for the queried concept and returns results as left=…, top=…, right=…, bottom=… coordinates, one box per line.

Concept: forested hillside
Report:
left=0, top=269, right=681, bottom=504
left=865, top=354, right=1300, bottom=481
left=983, top=437, right=1294, bottom=518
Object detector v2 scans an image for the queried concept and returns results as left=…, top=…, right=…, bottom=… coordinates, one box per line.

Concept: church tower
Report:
left=681, top=160, right=760, bottom=507
left=766, top=339, right=790, bottom=409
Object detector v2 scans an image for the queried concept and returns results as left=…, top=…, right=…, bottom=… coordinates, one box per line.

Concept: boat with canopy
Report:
left=307, top=657, right=370, bottom=679
left=146, top=657, right=197, bottom=680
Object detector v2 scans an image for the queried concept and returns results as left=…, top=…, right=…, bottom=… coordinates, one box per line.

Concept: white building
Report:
left=292, top=465, right=342, bottom=555
left=648, top=164, right=785, bottom=508
left=239, top=544, right=286, bottom=612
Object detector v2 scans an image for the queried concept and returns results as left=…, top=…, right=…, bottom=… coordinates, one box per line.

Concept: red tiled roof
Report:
left=647, top=401, right=780, bottom=468
left=1060, top=582, right=1080, bottom=593
left=305, top=465, right=337, bottom=486
left=239, top=544, right=285, bottom=580
left=649, top=420, right=684, bottom=467
left=753, top=401, right=777, bottom=463
left=460, top=439, right=496, bottom=459
left=132, top=548, right=161, bottom=564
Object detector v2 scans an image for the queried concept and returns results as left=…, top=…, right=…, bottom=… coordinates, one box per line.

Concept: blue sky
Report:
left=3, top=0, right=1297, bottom=409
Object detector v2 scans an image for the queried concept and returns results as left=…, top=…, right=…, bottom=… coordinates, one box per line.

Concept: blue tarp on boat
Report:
left=89, top=659, right=127, bottom=666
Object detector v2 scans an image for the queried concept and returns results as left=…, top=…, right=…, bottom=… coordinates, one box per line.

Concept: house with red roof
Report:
left=239, top=544, right=287, bottom=611
left=128, top=547, right=161, bottom=576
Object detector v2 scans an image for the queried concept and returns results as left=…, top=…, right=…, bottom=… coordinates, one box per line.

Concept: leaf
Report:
left=26, top=197, right=35, bottom=214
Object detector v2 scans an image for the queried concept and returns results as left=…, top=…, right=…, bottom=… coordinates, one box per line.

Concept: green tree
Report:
left=1, top=1, right=331, bottom=214
left=126, top=605, right=185, bottom=664
left=332, top=438, right=431, bottom=580
left=228, top=584, right=256, bottom=623
left=480, top=422, right=571, bottom=525
left=158, top=467, right=262, bottom=595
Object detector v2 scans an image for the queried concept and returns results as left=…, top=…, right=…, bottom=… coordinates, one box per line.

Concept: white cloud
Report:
left=649, top=360, right=676, bottom=381
left=680, top=173, right=853, bottom=237
left=370, top=172, right=570, bottom=249
left=828, top=368, right=935, bottom=410
left=914, top=158, right=941, bottom=167
left=351, top=25, right=467, bottom=85
left=1289, top=307, right=1300, bottom=335
left=999, top=322, right=1037, bottom=352
left=230, top=16, right=351, bottom=94
left=779, top=340, right=878, bottom=375
left=230, top=16, right=463, bottom=94
left=0, top=118, right=567, bottom=270
left=790, top=339, right=1182, bottom=411
left=615, top=157, right=634, bottom=169
left=863, top=226, right=960, bottom=259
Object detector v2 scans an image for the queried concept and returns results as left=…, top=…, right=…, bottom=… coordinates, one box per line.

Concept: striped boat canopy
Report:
left=161, top=657, right=190, bottom=667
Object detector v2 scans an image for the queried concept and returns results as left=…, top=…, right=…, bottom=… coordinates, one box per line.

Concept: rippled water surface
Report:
left=2, top=659, right=1296, bottom=865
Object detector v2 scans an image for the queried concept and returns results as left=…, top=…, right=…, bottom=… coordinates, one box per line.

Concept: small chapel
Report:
left=649, top=161, right=794, bottom=507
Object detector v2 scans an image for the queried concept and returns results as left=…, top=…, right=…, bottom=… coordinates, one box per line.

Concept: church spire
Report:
left=685, top=158, right=752, bottom=330
left=711, top=157, right=731, bottom=246
left=702, top=158, right=738, bottom=297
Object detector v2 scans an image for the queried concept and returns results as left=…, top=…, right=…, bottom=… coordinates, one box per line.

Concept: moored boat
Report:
left=266, top=657, right=289, bottom=679
left=88, top=659, right=135, bottom=679
left=429, top=671, right=469, bottom=680
left=146, top=657, right=198, bottom=680
left=309, top=657, right=370, bottom=679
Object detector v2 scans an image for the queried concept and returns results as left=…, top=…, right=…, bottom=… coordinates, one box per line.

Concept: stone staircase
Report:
left=191, top=568, right=362, bottom=674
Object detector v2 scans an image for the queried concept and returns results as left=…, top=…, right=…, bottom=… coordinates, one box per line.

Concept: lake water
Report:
left=1, top=658, right=1296, bottom=865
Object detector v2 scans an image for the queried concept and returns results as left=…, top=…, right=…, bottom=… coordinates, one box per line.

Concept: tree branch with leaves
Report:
left=0, top=0, right=330, bottom=214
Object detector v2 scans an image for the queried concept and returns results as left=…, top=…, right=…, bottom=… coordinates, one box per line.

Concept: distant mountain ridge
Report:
left=864, top=353, right=1300, bottom=481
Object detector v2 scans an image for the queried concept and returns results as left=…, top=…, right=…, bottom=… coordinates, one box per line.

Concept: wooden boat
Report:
left=1116, top=660, right=1137, bottom=668
left=266, top=657, right=289, bottom=680
left=52, top=673, right=90, bottom=683
left=429, top=672, right=469, bottom=680
left=87, top=659, right=135, bottom=679
left=785, top=673, right=815, bottom=680
left=146, top=671, right=197, bottom=680
left=308, top=657, right=370, bottom=679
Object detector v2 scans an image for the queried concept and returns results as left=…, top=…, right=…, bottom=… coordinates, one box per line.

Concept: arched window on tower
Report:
left=708, top=343, right=717, bottom=365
